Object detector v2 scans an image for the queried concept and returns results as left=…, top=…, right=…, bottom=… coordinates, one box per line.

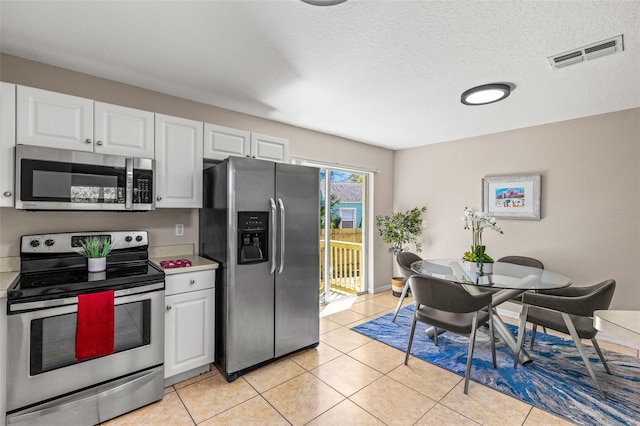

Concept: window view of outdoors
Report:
left=320, top=170, right=366, bottom=304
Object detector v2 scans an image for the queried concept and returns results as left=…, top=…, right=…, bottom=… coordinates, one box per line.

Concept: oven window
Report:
left=29, top=301, right=151, bottom=375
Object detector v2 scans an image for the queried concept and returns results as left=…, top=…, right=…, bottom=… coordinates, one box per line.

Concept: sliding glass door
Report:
left=319, top=168, right=367, bottom=304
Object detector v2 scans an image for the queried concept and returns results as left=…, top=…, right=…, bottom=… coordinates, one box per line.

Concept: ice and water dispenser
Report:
left=237, top=212, right=268, bottom=264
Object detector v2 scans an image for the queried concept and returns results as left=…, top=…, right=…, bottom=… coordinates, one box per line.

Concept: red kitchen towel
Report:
left=75, top=290, right=115, bottom=361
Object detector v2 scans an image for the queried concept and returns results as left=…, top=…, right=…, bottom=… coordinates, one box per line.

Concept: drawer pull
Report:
left=189, top=279, right=196, bottom=285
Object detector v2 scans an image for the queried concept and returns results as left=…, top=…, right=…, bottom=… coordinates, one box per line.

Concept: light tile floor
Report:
left=104, top=290, right=638, bottom=426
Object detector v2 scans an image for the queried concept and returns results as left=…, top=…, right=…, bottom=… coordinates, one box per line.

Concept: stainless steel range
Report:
left=5, top=231, right=165, bottom=426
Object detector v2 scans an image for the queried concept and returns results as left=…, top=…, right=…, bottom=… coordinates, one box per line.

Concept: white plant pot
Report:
left=463, top=260, right=493, bottom=275
left=88, top=257, right=107, bottom=272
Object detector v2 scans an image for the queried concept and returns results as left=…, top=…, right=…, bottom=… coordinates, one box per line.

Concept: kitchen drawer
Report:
left=165, top=270, right=215, bottom=296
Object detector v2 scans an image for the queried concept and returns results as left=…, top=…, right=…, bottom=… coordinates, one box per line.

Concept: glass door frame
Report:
left=320, top=167, right=370, bottom=304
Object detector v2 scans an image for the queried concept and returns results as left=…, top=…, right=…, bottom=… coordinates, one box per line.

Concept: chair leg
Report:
left=529, top=323, right=538, bottom=350
left=433, top=327, right=439, bottom=346
left=405, top=315, right=418, bottom=365
left=392, top=280, right=411, bottom=323
left=488, top=306, right=496, bottom=368
left=561, top=313, right=606, bottom=399
left=464, top=312, right=479, bottom=394
left=514, top=304, right=529, bottom=369
left=591, top=338, right=612, bottom=375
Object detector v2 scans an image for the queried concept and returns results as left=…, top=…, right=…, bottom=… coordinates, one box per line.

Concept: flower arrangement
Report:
left=79, top=236, right=113, bottom=258
left=461, top=207, right=503, bottom=268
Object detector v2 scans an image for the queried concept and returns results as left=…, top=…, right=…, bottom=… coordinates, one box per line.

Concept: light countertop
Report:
left=0, top=271, right=19, bottom=299
left=0, top=251, right=219, bottom=297
left=150, top=255, right=218, bottom=275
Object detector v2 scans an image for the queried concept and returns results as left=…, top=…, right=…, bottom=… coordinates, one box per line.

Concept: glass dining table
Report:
left=410, top=258, right=572, bottom=364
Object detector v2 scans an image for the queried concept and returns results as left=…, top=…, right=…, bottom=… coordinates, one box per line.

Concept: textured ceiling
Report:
left=1, top=0, right=639, bottom=150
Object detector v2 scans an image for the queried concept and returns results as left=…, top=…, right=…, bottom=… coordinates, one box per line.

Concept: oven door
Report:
left=6, top=284, right=164, bottom=413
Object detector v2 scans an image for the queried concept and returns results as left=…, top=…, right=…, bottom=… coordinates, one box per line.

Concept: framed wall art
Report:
left=482, top=174, right=541, bottom=220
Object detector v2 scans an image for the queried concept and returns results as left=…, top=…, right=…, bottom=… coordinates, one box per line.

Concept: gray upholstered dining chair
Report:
left=513, top=279, right=616, bottom=399
left=497, top=255, right=546, bottom=332
left=497, top=255, right=544, bottom=270
left=404, top=275, right=496, bottom=394
left=391, top=252, right=422, bottom=322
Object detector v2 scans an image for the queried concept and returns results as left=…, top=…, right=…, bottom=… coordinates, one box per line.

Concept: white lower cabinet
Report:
left=164, top=270, right=215, bottom=385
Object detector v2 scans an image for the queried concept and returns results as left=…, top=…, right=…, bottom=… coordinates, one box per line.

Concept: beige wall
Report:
left=0, top=54, right=395, bottom=292
left=394, top=108, right=640, bottom=310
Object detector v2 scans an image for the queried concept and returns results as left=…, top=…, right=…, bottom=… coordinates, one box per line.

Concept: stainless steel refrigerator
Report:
left=199, top=156, right=320, bottom=381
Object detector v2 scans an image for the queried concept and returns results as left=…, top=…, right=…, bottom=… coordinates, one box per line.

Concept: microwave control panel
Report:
left=133, top=169, right=153, bottom=204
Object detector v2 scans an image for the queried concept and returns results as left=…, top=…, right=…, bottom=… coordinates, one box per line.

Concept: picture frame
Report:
left=482, top=174, right=541, bottom=220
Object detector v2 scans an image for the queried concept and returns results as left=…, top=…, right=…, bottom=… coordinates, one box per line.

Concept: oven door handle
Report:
left=8, top=282, right=164, bottom=313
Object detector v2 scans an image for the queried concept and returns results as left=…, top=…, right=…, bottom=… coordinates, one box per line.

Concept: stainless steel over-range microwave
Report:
left=15, top=145, right=155, bottom=211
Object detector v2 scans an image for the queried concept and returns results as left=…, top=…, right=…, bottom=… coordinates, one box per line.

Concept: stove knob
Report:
left=125, top=236, right=133, bottom=243
left=29, top=240, right=40, bottom=248
left=135, top=235, right=143, bottom=242
left=44, top=239, right=55, bottom=247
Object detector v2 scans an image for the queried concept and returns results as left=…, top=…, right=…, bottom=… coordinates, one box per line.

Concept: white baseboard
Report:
left=374, top=284, right=392, bottom=294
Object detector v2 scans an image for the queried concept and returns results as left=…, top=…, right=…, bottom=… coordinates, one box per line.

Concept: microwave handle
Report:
left=125, top=157, right=133, bottom=210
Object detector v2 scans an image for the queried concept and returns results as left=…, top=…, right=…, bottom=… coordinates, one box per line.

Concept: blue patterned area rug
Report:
left=353, top=305, right=640, bottom=426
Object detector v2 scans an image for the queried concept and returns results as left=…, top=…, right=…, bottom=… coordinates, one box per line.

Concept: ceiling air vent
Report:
left=548, top=35, right=624, bottom=70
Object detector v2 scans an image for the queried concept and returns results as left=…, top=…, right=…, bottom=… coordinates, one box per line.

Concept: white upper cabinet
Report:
left=17, top=86, right=154, bottom=157
left=203, top=123, right=289, bottom=163
left=94, top=102, right=154, bottom=157
left=0, top=82, right=16, bottom=207
left=251, top=133, right=289, bottom=163
left=203, top=123, right=250, bottom=161
left=17, top=86, right=93, bottom=152
left=155, top=114, right=203, bottom=208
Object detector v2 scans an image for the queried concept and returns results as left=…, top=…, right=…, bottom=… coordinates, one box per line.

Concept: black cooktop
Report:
left=8, top=261, right=164, bottom=302
left=9, top=231, right=166, bottom=307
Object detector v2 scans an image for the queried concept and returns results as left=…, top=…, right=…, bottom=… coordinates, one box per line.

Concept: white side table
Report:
left=593, top=310, right=640, bottom=350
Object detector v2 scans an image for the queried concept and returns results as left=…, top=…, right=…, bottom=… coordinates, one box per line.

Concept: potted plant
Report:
left=79, top=236, right=114, bottom=272
left=461, top=206, right=503, bottom=275
left=376, top=206, right=427, bottom=295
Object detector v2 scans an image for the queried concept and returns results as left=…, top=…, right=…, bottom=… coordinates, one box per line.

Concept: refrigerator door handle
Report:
left=270, top=198, right=277, bottom=274
left=278, top=198, right=285, bottom=274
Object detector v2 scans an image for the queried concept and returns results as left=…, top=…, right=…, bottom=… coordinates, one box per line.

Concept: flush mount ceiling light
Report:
left=461, top=83, right=513, bottom=106
left=300, top=0, right=347, bottom=5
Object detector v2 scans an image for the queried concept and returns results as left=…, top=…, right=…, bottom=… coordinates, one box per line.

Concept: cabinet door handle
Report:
left=166, top=305, right=172, bottom=311
left=85, top=138, right=92, bottom=144
left=189, top=279, right=195, bottom=285
left=156, top=196, right=162, bottom=201
left=96, top=140, right=103, bottom=146
left=3, top=191, right=11, bottom=197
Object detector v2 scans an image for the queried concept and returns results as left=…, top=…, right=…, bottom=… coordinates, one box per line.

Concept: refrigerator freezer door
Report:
left=274, top=163, right=320, bottom=357
left=226, top=157, right=275, bottom=374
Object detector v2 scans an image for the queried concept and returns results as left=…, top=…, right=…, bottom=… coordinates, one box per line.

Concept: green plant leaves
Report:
left=79, top=236, right=113, bottom=258
left=376, top=207, right=427, bottom=255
